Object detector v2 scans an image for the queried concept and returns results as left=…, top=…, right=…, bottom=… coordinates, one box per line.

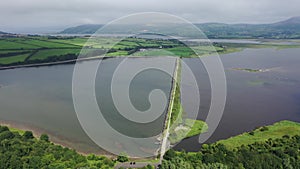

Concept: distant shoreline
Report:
left=0, top=55, right=166, bottom=70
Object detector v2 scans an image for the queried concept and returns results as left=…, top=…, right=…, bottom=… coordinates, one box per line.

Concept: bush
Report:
left=23, top=131, right=34, bottom=139
left=0, top=126, right=9, bottom=133
left=40, top=134, right=49, bottom=142
left=260, top=126, right=269, bottom=132
left=117, top=153, right=129, bottom=163
left=0, top=130, right=15, bottom=141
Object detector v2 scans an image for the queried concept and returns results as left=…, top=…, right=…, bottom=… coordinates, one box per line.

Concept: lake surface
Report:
left=0, top=48, right=300, bottom=154
left=175, top=48, right=300, bottom=151
left=0, top=57, right=175, bottom=156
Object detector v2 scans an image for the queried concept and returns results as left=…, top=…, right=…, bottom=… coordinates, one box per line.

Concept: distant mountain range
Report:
left=0, top=31, right=9, bottom=34
left=60, top=24, right=104, bottom=34
left=60, top=16, right=300, bottom=39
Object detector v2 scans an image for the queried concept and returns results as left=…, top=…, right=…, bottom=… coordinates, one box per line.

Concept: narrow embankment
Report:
left=159, top=58, right=180, bottom=164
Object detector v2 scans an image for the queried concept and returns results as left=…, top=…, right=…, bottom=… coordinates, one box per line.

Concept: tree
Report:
left=23, top=131, right=34, bottom=139
left=40, top=134, right=49, bottom=142
left=164, top=149, right=176, bottom=160
left=117, top=153, right=129, bottom=162
left=0, top=126, right=9, bottom=133
left=0, top=131, right=14, bottom=141
left=0, top=125, right=115, bottom=168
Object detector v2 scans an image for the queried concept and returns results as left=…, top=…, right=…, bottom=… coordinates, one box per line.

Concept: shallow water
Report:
left=0, top=57, right=175, bottom=156
left=175, top=48, right=300, bottom=151
left=0, top=48, right=300, bottom=154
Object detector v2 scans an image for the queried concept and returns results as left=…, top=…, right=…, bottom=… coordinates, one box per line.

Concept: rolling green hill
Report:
left=59, top=17, right=300, bottom=39
left=0, top=31, right=9, bottom=35
left=60, top=24, right=103, bottom=34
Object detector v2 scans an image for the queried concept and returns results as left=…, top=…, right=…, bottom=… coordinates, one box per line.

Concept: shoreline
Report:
left=0, top=120, right=114, bottom=157
left=0, top=55, right=170, bottom=71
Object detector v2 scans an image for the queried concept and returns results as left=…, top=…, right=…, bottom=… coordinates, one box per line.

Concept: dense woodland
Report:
left=0, top=125, right=115, bottom=169
left=162, top=135, right=300, bottom=169
left=1, top=124, right=299, bottom=168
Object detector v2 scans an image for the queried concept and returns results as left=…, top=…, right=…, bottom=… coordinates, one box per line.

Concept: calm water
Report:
left=0, top=48, right=300, bottom=154
left=0, top=57, right=175, bottom=156
left=175, top=48, right=300, bottom=151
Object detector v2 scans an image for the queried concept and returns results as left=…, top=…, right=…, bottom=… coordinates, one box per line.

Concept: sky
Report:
left=1, top=0, right=300, bottom=33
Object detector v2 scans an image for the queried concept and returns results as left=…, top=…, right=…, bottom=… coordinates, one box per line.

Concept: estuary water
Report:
left=0, top=48, right=300, bottom=153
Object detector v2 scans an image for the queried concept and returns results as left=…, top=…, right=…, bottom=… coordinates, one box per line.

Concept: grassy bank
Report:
left=168, top=60, right=208, bottom=144
left=163, top=120, right=300, bottom=169
left=217, top=120, right=300, bottom=149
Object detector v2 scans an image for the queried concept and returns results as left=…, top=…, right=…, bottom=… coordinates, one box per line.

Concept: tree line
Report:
left=162, top=135, right=300, bottom=169
left=0, top=125, right=115, bottom=169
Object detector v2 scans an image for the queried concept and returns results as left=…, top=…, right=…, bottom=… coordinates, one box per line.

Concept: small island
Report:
left=232, top=68, right=270, bottom=73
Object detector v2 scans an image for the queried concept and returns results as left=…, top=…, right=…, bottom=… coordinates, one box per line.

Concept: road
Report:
left=159, top=58, right=180, bottom=164
left=115, top=162, right=160, bottom=169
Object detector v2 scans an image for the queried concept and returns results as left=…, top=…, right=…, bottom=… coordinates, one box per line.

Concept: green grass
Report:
left=133, top=49, right=177, bottom=56
left=2, top=36, right=300, bottom=67
left=0, top=53, right=29, bottom=64
left=48, top=38, right=89, bottom=46
left=217, top=120, right=300, bottom=149
left=232, top=68, right=261, bottom=72
left=221, top=43, right=300, bottom=51
left=0, top=39, right=39, bottom=49
left=217, top=47, right=242, bottom=55
left=0, top=50, right=32, bottom=54
left=169, top=119, right=208, bottom=144
left=49, top=37, right=120, bottom=48
left=7, top=126, right=25, bottom=135
left=106, top=50, right=129, bottom=56
left=247, top=80, right=266, bottom=86
left=165, top=47, right=196, bottom=57
left=20, top=39, right=79, bottom=48
left=185, top=119, right=208, bottom=138
left=132, top=44, right=227, bottom=57
left=170, top=85, right=182, bottom=126
left=168, top=60, right=207, bottom=144
left=29, top=49, right=81, bottom=60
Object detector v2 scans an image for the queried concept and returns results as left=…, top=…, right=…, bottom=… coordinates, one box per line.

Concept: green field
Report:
left=0, top=39, right=39, bottom=49
left=106, top=50, right=129, bottom=56
left=0, top=53, right=29, bottom=64
left=217, top=120, right=300, bottom=149
left=165, top=47, right=196, bottom=57
left=48, top=37, right=89, bottom=46
left=1, top=36, right=300, bottom=67
left=29, top=49, right=81, bottom=60
left=0, top=50, right=32, bottom=54
left=133, top=49, right=175, bottom=56
left=0, top=37, right=91, bottom=66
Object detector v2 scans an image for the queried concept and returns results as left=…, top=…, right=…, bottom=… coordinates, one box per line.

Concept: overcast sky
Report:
left=1, top=0, right=300, bottom=33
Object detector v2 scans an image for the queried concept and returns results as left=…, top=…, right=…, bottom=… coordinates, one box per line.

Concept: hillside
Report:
left=0, top=31, right=9, bottom=34
left=60, top=24, right=103, bottom=34
left=59, top=17, right=300, bottom=39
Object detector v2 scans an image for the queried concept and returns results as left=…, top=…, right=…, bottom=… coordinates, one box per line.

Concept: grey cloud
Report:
left=1, top=0, right=300, bottom=33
